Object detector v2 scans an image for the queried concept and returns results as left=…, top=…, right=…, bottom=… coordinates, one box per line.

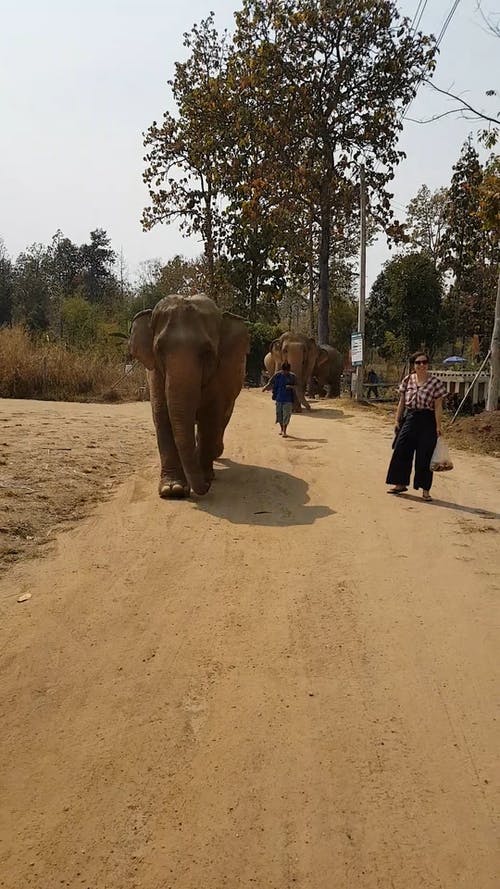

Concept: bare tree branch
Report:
left=406, top=108, right=486, bottom=124
left=476, top=1, right=500, bottom=38
left=423, top=79, right=500, bottom=126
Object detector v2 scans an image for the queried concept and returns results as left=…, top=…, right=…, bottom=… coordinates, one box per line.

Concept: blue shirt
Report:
left=272, top=371, right=296, bottom=404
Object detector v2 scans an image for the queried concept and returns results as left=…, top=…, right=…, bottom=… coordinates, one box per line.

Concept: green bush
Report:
left=246, top=321, right=282, bottom=385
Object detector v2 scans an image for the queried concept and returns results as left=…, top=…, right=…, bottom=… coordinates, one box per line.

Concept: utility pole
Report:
left=486, top=267, right=500, bottom=411
left=355, top=165, right=367, bottom=400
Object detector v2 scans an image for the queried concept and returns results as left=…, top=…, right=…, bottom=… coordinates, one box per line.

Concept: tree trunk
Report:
left=250, top=260, right=258, bottom=322
left=204, top=189, right=216, bottom=303
left=317, top=195, right=330, bottom=345
left=486, top=267, right=500, bottom=411
left=308, top=259, right=315, bottom=336
left=308, top=210, right=315, bottom=336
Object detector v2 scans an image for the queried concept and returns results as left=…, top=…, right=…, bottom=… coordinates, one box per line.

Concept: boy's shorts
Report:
left=276, top=402, right=293, bottom=425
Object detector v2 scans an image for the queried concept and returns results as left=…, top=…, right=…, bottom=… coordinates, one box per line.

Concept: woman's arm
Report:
left=434, top=396, right=443, bottom=436
left=395, top=393, right=405, bottom=429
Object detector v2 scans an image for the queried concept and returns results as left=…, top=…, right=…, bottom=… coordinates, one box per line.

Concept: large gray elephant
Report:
left=308, top=344, right=344, bottom=398
left=268, top=332, right=319, bottom=410
left=129, top=294, right=249, bottom=498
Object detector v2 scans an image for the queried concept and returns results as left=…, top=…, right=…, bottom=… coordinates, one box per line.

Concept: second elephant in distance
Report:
left=268, top=332, right=319, bottom=410
left=308, top=344, right=344, bottom=398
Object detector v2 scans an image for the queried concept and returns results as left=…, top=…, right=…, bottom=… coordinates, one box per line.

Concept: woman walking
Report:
left=386, top=352, right=447, bottom=501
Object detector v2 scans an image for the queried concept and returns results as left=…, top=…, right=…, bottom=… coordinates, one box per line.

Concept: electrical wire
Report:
left=410, top=0, right=425, bottom=32
left=403, top=0, right=463, bottom=121
left=413, top=0, right=430, bottom=34
left=436, top=0, right=462, bottom=47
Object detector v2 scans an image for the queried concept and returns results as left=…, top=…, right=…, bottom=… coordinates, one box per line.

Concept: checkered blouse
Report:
left=399, top=373, right=447, bottom=410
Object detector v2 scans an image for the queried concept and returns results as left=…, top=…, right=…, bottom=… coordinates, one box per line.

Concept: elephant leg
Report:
left=148, top=370, right=190, bottom=498
left=298, top=387, right=311, bottom=410
left=196, top=400, right=227, bottom=482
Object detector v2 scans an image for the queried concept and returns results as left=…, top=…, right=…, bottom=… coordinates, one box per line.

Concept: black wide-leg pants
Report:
left=386, top=409, right=437, bottom=491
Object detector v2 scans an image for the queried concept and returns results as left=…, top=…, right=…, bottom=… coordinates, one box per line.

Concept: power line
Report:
left=436, top=0, right=462, bottom=47
left=410, top=0, right=426, bottom=32
left=403, top=0, right=463, bottom=121
left=413, top=0, right=430, bottom=34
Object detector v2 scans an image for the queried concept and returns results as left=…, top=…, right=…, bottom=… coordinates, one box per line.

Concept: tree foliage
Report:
left=405, top=185, right=448, bottom=269
left=142, top=0, right=436, bottom=338
left=142, top=15, right=229, bottom=299
left=366, top=252, right=444, bottom=356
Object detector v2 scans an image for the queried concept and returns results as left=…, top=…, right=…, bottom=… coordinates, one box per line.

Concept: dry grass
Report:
left=0, top=326, right=147, bottom=402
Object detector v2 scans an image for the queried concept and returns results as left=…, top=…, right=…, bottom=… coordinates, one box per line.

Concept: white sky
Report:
left=1, top=0, right=498, bottom=293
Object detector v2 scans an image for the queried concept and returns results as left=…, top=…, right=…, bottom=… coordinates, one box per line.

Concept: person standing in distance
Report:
left=262, top=361, right=297, bottom=437
left=366, top=368, right=379, bottom=399
left=386, top=351, right=447, bottom=501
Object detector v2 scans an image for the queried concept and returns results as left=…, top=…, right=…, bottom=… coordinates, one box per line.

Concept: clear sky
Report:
left=1, top=0, right=498, bottom=292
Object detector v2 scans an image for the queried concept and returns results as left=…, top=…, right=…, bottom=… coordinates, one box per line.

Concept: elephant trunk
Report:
left=287, top=343, right=311, bottom=410
left=164, top=351, right=210, bottom=496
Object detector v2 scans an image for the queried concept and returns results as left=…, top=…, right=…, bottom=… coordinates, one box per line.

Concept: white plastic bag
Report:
left=430, top=437, right=453, bottom=472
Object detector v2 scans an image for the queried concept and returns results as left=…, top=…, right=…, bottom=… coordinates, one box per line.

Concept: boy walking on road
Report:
left=263, top=362, right=297, bottom=437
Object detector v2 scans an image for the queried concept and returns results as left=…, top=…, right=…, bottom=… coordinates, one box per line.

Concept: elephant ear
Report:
left=316, top=346, right=330, bottom=368
left=220, top=312, right=250, bottom=359
left=129, top=309, right=155, bottom=370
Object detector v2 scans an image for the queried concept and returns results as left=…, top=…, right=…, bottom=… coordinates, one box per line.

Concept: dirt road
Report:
left=1, top=392, right=499, bottom=889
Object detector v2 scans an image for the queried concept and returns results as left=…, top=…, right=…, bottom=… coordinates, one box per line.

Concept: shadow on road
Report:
left=400, top=493, right=500, bottom=520
left=198, top=459, right=335, bottom=527
left=304, top=407, right=353, bottom=420
left=285, top=436, right=328, bottom=443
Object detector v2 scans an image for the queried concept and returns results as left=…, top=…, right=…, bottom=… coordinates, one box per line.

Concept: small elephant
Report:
left=129, top=294, right=249, bottom=498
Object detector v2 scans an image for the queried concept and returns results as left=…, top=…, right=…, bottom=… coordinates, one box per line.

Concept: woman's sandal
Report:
left=387, top=486, right=408, bottom=494
left=422, top=491, right=433, bottom=502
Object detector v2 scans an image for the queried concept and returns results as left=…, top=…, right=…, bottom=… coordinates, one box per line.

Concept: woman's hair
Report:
left=410, top=351, right=429, bottom=366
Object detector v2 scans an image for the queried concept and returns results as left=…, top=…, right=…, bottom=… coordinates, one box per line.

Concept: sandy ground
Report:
left=0, top=399, right=156, bottom=570
left=0, top=391, right=499, bottom=889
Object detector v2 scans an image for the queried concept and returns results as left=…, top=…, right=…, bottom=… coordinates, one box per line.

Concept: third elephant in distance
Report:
left=308, top=344, right=344, bottom=399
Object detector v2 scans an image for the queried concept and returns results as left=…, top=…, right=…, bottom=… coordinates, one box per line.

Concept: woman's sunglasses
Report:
left=414, top=359, right=428, bottom=365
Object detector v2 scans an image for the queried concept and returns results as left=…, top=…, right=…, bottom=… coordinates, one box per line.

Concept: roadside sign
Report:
left=351, top=332, right=363, bottom=367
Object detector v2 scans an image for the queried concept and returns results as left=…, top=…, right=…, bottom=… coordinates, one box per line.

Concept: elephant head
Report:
left=270, top=332, right=319, bottom=410
left=129, top=294, right=248, bottom=497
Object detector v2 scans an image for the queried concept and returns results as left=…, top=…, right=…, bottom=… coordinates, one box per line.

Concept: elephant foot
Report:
left=159, top=480, right=190, bottom=499
left=191, top=479, right=211, bottom=496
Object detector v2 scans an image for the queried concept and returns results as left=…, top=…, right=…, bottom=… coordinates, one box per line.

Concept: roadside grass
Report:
left=0, top=326, right=146, bottom=402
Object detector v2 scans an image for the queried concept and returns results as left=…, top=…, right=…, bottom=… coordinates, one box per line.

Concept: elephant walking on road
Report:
left=266, top=332, right=320, bottom=411
left=265, top=334, right=344, bottom=408
left=129, top=294, right=249, bottom=499
left=308, top=344, right=344, bottom=398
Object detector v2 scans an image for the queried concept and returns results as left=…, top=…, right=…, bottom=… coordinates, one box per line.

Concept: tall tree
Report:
left=13, top=245, right=51, bottom=331
left=142, top=15, right=229, bottom=300
left=0, top=240, right=13, bottom=327
left=405, top=185, right=449, bottom=269
left=443, top=142, right=493, bottom=347
left=79, top=229, right=117, bottom=304
left=366, top=252, right=445, bottom=356
left=478, top=154, right=500, bottom=409
left=231, top=0, right=436, bottom=343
